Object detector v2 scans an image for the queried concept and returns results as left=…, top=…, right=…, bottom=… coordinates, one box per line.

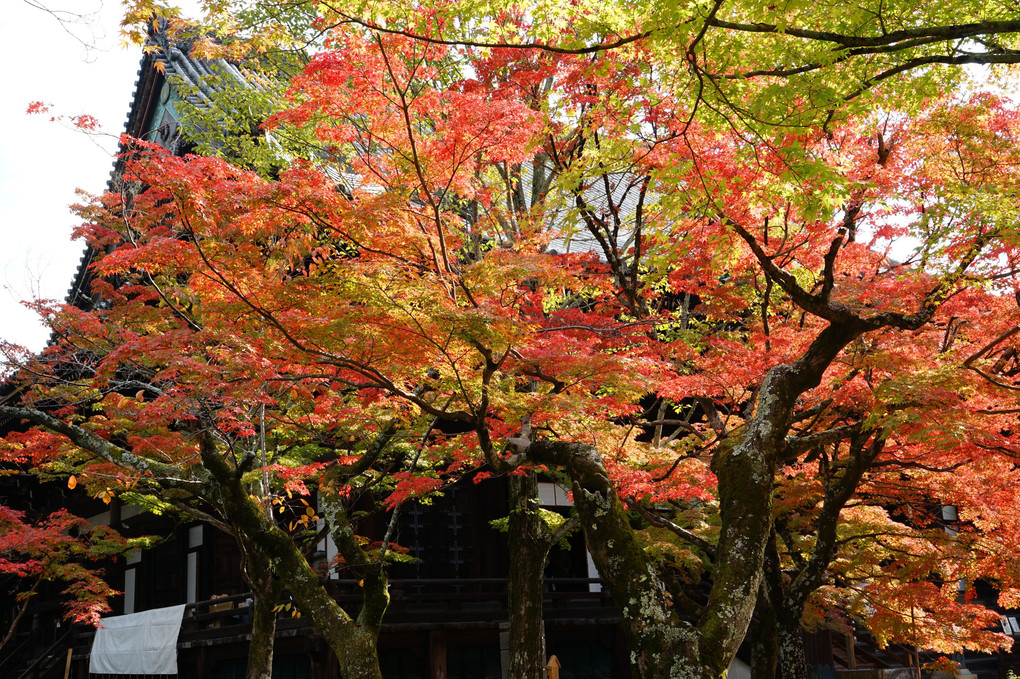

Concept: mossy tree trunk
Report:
left=750, top=616, right=779, bottom=679
left=752, top=533, right=809, bottom=679
left=240, top=538, right=285, bottom=679
left=200, top=436, right=388, bottom=679
left=507, top=472, right=550, bottom=679
left=777, top=620, right=810, bottom=679
left=505, top=471, right=580, bottom=679
left=749, top=536, right=780, bottom=679
left=518, top=322, right=872, bottom=679
left=752, top=429, right=884, bottom=679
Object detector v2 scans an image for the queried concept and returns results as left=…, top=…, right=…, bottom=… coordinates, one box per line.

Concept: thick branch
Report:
left=786, top=432, right=884, bottom=609
left=0, top=406, right=211, bottom=494
left=963, top=326, right=1020, bottom=391
left=319, top=493, right=389, bottom=631
left=781, top=423, right=862, bottom=461
left=705, top=18, right=1020, bottom=50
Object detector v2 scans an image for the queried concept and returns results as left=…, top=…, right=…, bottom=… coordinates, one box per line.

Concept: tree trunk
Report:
left=699, top=432, right=776, bottom=675
left=523, top=441, right=704, bottom=679
left=245, top=592, right=278, bottom=679
left=777, top=617, right=809, bottom=679
left=750, top=620, right=779, bottom=679
left=749, top=587, right=778, bottom=679
left=241, top=539, right=284, bottom=679
left=507, top=472, right=549, bottom=679
left=200, top=437, right=386, bottom=679
left=748, top=529, right=783, bottom=679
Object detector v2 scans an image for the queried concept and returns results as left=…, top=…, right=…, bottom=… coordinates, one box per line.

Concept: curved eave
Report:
left=64, top=31, right=255, bottom=310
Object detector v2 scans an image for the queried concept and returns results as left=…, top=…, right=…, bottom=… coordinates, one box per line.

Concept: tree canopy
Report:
left=5, top=2, right=1020, bottom=678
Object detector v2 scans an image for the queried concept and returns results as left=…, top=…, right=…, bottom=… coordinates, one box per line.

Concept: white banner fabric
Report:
left=89, top=604, right=187, bottom=675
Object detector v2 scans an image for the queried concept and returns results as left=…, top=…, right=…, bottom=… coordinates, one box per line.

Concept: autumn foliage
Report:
left=0, top=506, right=127, bottom=638
left=6, top=3, right=1020, bottom=678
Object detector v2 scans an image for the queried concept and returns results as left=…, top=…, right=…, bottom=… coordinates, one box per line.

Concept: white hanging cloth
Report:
left=89, top=604, right=187, bottom=675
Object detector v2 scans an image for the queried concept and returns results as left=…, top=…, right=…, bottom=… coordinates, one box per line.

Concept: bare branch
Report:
left=636, top=504, right=716, bottom=557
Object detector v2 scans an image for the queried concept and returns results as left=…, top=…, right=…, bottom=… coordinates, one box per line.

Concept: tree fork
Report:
left=523, top=440, right=702, bottom=679
left=198, top=435, right=386, bottom=679
left=700, top=321, right=861, bottom=673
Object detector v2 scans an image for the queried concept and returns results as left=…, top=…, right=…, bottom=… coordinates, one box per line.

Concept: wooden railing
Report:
left=68, top=577, right=617, bottom=656
left=828, top=628, right=923, bottom=675
left=0, top=631, right=35, bottom=677
left=14, top=629, right=71, bottom=679
left=334, top=577, right=616, bottom=625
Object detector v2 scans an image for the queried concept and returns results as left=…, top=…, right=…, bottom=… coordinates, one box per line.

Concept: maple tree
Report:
left=305, top=0, right=1020, bottom=127
left=1, top=24, right=549, bottom=679
left=529, top=87, right=1020, bottom=677
left=6, top=3, right=1020, bottom=679
left=0, top=505, right=133, bottom=650
left=720, top=97, right=1020, bottom=677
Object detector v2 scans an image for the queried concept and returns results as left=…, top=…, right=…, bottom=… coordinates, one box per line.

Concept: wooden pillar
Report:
left=316, top=638, right=339, bottom=679
left=326, top=644, right=340, bottom=679
left=429, top=631, right=447, bottom=679
left=197, top=645, right=207, bottom=679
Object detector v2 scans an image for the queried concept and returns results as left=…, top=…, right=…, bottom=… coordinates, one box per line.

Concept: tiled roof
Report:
left=65, top=24, right=254, bottom=310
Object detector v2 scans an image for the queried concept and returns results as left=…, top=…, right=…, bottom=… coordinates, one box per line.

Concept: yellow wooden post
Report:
left=547, top=654, right=561, bottom=679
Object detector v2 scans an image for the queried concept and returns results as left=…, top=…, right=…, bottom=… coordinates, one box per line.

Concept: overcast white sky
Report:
left=0, top=1, right=143, bottom=352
